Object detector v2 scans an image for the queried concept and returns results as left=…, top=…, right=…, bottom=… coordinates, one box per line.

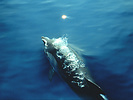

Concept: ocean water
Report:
left=0, top=0, right=133, bottom=100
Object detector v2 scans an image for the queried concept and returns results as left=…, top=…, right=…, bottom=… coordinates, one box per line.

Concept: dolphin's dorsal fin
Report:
left=48, top=67, right=55, bottom=81
left=85, top=78, right=105, bottom=95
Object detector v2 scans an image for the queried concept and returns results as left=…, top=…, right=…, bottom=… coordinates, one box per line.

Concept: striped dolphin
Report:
left=41, top=36, right=108, bottom=100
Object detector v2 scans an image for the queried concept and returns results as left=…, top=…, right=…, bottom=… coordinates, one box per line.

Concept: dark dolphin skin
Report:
left=42, top=36, right=108, bottom=100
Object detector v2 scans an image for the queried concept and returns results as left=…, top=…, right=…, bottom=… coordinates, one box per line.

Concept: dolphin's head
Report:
left=41, top=36, right=69, bottom=72
left=42, top=36, right=68, bottom=54
left=41, top=36, right=56, bottom=54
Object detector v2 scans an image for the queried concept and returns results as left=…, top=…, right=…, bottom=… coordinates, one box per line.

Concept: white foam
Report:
left=53, top=37, right=68, bottom=48
left=52, top=37, right=86, bottom=88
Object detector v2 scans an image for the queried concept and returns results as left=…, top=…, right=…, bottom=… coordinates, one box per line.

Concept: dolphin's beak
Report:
left=41, top=36, right=49, bottom=46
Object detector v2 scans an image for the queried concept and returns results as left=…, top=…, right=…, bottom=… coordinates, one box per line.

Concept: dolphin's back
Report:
left=52, top=46, right=106, bottom=100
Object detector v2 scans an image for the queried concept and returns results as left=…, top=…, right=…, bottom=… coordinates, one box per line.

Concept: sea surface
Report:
left=0, top=0, right=133, bottom=100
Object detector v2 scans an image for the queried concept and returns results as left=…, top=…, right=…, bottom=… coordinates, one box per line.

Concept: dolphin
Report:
left=41, top=36, right=108, bottom=100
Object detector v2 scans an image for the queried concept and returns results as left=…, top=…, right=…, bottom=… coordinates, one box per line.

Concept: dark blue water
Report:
left=0, top=0, right=133, bottom=100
